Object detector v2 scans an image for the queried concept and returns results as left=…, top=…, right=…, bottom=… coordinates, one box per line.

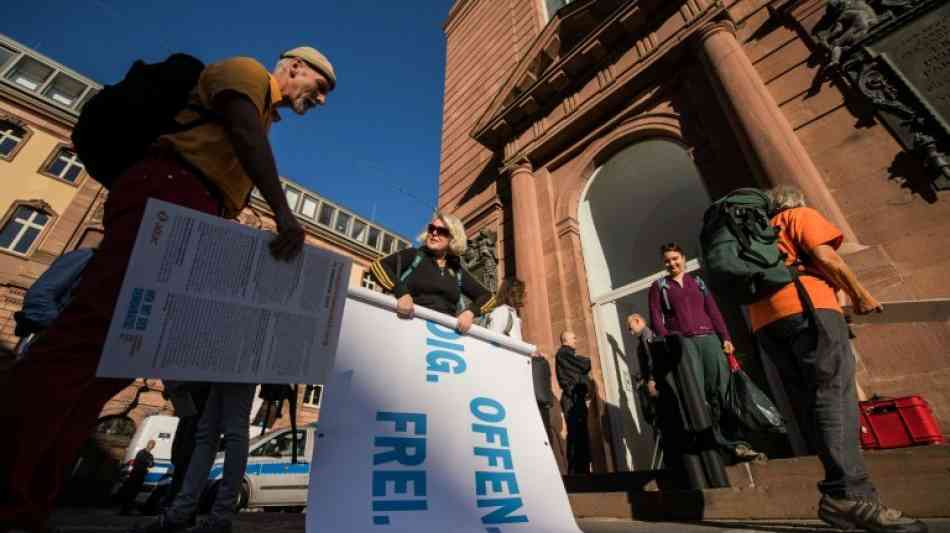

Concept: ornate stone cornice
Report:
left=478, top=0, right=724, bottom=168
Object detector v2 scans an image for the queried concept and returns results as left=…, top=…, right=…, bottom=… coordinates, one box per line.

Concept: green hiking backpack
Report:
left=699, top=188, right=794, bottom=305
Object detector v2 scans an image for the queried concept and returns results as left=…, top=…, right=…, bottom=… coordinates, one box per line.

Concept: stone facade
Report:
left=439, top=0, right=950, bottom=473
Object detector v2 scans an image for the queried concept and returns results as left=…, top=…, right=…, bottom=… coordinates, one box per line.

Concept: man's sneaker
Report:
left=819, top=495, right=928, bottom=533
left=131, top=513, right=188, bottom=533
left=186, top=518, right=232, bottom=533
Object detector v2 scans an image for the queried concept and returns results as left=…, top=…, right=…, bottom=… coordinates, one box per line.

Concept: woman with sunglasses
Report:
left=369, top=213, right=495, bottom=333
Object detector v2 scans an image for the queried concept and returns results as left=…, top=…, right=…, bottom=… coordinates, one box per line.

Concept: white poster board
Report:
left=96, top=199, right=351, bottom=384
left=308, top=288, right=581, bottom=533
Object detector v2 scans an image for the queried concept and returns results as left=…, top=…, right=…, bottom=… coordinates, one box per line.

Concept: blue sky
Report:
left=4, top=0, right=455, bottom=239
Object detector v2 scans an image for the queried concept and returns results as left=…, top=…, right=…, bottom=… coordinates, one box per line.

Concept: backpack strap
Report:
left=449, top=267, right=464, bottom=313
left=693, top=274, right=708, bottom=294
left=399, top=250, right=424, bottom=283
left=655, top=278, right=672, bottom=313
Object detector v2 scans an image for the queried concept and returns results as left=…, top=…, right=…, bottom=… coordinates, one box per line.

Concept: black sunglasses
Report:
left=427, top=224, right=451, bottom=238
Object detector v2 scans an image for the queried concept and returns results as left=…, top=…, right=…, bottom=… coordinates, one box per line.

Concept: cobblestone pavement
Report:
left=49, top=507, right=950, bottom=533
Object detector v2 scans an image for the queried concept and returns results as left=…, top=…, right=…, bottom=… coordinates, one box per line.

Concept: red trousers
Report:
left=0, top=154, right=220, bottom=527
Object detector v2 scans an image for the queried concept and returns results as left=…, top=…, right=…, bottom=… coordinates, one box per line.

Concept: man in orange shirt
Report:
left=751, top=186, right=925, bottom=533
left=0, top=46, right=335, bottom=532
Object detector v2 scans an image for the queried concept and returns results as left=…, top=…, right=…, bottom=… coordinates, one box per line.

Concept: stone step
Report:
left=566, top=444, right=950, bottom=520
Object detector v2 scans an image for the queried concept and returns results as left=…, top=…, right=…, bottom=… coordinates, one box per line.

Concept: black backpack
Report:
left=71, top=53, right=213, bottom=189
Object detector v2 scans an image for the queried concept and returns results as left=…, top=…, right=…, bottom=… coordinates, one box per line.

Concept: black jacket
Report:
left=532, top=357, right=554, bottom=407
left=556, top=345, right=591, bottom=397
left=370, top=247, right=495, bottom=317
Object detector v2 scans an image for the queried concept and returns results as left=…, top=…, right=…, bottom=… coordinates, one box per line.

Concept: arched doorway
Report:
left=578, top=138, right=713, bottom=471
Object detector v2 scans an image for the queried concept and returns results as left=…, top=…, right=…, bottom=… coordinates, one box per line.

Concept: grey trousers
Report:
left=166, top=383, right=256, bottom=523
left=758, top=309, right=877, bottom=501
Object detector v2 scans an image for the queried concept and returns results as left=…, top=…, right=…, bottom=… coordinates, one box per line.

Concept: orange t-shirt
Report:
left=747, top=207, right=844, bottom=331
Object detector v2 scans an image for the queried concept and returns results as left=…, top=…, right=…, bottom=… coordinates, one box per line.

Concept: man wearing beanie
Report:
left=0, top=45, right=335, bottom=533
left=133, top=47, right=336, bottom=533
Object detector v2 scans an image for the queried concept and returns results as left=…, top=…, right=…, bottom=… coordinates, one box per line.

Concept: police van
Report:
left=116, top=415, right=178, bottom=505
left=202, top=423, right=316, bottom=512
left=125, top=416, right=316, bottom=512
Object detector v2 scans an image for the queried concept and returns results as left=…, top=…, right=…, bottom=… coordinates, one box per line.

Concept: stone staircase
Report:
left=566, top=445, right=950, bottom=520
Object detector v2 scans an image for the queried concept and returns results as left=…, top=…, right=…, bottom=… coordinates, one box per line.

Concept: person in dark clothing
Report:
left=370, top=213, right=495, bottom=332
left=118, top=440, right=156, bottom=515
left=533, top=355, right=555, bottom=439
left=556, top=331, right=592, bottom=475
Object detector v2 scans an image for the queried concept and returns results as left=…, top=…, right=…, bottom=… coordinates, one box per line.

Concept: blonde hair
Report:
left=418, top=212, right=468, bottom=257
left=769, top=185, right=806, bottom=212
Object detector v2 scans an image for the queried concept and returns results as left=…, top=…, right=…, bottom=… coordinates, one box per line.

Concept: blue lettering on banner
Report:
left=424, top=321, right=466, bottom=383
left=372, top=411, right=428, bottom=526
left=470, top=397, right=528, bottom=530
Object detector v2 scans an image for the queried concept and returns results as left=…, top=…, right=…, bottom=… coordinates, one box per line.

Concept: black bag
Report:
left=725, top=369, right=787, bottom=434
left=257, top=384, right=301, bottom=463
left=71, top=53, right=212, bottom=189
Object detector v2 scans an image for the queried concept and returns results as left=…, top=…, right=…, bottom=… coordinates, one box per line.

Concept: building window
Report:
left=318, top=203, right=335, bottom=226
left=42, top=146, right=84, bottom=184
left=382, top=234, right=395, bottom=254
left=302, top=384, right=323, bottom=407
left=0, top=46, right=15, bottom=72
left=361, top=271, right=381, bottom=292
left=0, top=205, right=50, bottom=255
left=77, top=88, right=98, bottom=111
left=285, top=187, right=301, bottom=211
left=0, top=120, right=28, bottom=160
left=544, top=0, right=573, bottom=20
left=335, top=211, right=351, bottom=234
left=300, top=196, right=318, bottom=219
left=5, top=56, right=54, bottom=91
left=351, top=219, right=367, bottom=242
left=42, top=73, right=87, bottom=108
left=367, top=227, right=381, bottom=249
left=397, top=240, right=409, bottom=251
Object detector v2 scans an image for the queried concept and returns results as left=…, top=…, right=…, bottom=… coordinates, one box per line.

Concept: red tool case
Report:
left=859, top=396, right=944, bottom=450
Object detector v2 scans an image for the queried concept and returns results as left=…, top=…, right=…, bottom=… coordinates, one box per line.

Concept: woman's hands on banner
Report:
left=396, top=294, right=415, bottom=319
left=456, top=309, right=474, bottom=334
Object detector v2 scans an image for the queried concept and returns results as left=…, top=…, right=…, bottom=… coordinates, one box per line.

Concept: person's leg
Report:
left=165, top=384, right=211, bottom=508
left=164, top=385, right=225, bottom=525
left=208, top=383, right=256, bottom=523
left=808, top=311, right=876, bottom=501
left=694, top=335, right=752, bottom=454
left=0, top=155, right=220, bottom=528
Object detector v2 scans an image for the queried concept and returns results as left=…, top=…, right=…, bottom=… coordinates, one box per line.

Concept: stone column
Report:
left=508, top=159, right=556, bottom=351
left=696, top=21, right=858, bottom=242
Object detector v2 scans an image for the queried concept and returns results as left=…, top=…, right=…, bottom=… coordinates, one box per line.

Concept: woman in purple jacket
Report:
left=648, top=242, right=761, bottom=462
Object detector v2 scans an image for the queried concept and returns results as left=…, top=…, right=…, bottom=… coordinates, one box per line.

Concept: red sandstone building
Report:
left=0, top=33, right=409, bottom=447
left=438, top=0, right=950, bottom=472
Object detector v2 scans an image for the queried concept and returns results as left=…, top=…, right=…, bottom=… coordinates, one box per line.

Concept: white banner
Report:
left=308, top=288, right=581, bottom=533
left=96, top=199, right=351, bottom=384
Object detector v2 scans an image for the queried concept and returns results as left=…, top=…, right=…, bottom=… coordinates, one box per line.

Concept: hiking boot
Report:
left=186, top=518, right=232, bottom=533
left=131, top=514, right=189, bottom=533
left=819, top=495, right=928, bottom=533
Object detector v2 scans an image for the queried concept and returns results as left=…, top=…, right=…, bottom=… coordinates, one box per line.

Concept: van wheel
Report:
left=201, top=480, right=249, bottom=512
left=236, top=481, right=249, bottom=510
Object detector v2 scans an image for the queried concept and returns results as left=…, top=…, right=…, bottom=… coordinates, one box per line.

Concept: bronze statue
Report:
left=817, top=0, right=880, bottom=65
